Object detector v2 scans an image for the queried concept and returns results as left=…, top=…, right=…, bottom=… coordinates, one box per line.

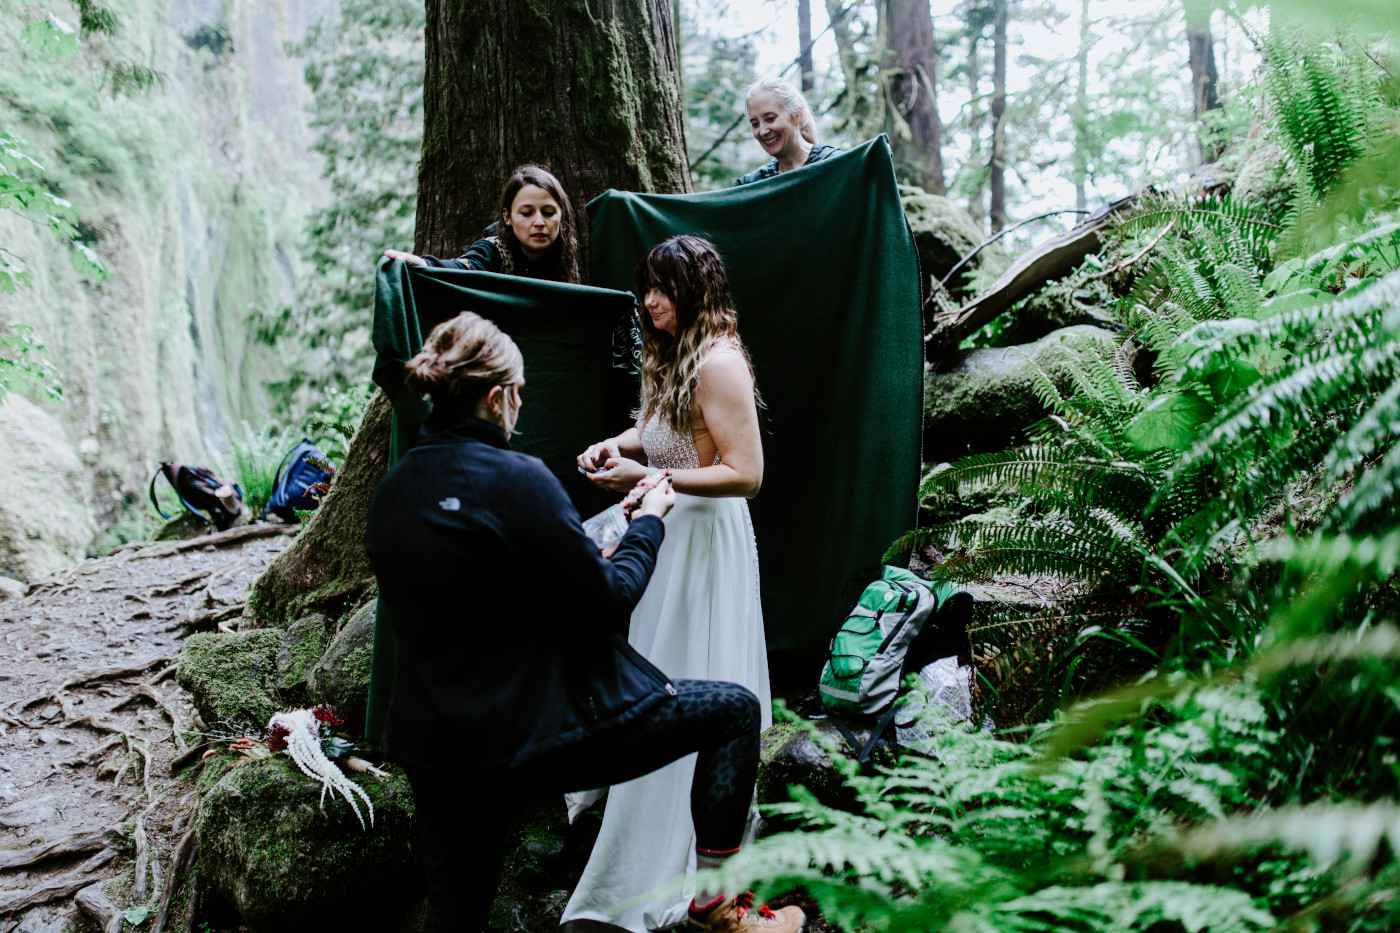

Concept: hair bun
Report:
left=404, top=352, right=449, bottom=394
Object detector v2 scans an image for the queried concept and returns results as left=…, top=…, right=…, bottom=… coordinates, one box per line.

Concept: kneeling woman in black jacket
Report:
left=365, top=312, right=802, bottom=933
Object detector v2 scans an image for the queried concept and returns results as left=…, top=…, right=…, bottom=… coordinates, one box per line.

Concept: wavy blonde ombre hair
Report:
left=634, top=236, right=760, bottom=437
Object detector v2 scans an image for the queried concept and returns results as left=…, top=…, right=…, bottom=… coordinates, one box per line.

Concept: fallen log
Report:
left=924, top=192, right=1144, bottom=361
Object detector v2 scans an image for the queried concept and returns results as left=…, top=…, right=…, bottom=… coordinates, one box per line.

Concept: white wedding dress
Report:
left=561, top=402, right=772, bottom=933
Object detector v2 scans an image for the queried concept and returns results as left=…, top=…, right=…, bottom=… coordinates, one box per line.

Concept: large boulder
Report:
left=900, top=186, right=1002, bottom=299
left=276, top=612, right=330, bottom=699
left=993, top=279, right=1119, bottom=347
left=0, top=396, right=97, bottom=579
left=756, top=718, right=895, bottom=816
left=308, top=601, right=375, bottom=730
left=1231, top=140, right=1294, bottom=219
left=924, top=324, right=1126, bottom=463
left=197, top=754, right=419, bottom=932
left=177, top=630, right=283, bottom=731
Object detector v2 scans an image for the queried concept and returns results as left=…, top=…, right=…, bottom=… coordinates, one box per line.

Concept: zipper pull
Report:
left=664, top=682, right=678, bottom=697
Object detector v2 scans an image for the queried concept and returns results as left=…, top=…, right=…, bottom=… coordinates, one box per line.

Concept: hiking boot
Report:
left=687, top=892, right=806, bottom=933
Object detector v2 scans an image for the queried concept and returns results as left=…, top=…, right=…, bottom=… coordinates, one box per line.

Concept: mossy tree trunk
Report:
left=248, top=1, right=690, bottom=629
left=413, top=0, right=691, bottom=266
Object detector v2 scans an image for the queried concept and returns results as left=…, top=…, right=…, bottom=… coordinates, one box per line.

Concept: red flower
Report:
left=266, top=722, right=290, bottom=752
left=311, top=704, right=346, bottom=727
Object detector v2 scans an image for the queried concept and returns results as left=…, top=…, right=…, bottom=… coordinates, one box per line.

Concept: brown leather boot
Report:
left=687, top=892, right=806, bottom=933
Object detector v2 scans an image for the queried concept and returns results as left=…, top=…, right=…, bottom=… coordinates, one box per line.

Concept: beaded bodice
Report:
left=638, top=416, right=716, bottom=470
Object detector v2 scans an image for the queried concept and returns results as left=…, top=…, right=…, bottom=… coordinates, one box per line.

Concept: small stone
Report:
left=39, top=706, right=59, bottom=721
left=36, top=730, right=60, bottom=744
left=0, top=577, right=24, bottom=602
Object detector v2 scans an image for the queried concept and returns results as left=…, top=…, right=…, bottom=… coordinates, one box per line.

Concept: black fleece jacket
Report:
left=364, top=414, right=672, bottom=773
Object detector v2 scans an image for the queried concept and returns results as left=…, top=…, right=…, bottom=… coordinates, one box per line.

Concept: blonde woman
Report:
left=735, top=76, right=840, bottom=186
left=566, top=237, right=773, bottom=932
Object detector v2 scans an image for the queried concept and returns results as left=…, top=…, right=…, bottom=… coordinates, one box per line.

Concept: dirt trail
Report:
left=0, top=526, right=296, bottom=932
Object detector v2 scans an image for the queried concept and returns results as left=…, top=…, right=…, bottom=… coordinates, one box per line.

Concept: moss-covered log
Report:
left=245, top=391, right=391, bottom=629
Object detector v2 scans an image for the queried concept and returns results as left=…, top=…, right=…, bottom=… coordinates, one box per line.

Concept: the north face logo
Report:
left=438, top=497, right=461, bottom=511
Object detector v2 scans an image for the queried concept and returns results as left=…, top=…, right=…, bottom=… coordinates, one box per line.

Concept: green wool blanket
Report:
left=586, top=136, right=922, bottom=652
left=365, top=136, right=921, bottom=737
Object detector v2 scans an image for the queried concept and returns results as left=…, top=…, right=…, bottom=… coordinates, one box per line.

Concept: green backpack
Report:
left=818, top=566, right=970, bottom=763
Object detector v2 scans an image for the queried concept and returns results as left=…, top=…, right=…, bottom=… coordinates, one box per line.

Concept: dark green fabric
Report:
left=365, top=259, right=638, bottom=739
left=587, top=136, right=922, bottom=653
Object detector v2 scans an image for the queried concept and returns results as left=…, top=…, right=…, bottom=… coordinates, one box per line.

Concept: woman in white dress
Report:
left=567, top=235, right=771, bottom=932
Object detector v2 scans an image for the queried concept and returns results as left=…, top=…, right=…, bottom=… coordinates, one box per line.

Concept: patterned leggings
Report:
left=409, top=680, right=760, bottom=932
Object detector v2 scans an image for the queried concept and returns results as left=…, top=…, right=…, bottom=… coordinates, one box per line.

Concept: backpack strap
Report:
left=826, top=706, right=900, bottom=773
left=149, top=466, right=173, bottom=520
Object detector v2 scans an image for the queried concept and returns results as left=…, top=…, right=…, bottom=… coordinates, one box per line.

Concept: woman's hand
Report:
left=578, top=438, right=621, bottom=472
left=633, top=478, right=675, bottom=521
left=586, top=457, right=649, bottom=491
left=383, top=248, right=428, bottom=267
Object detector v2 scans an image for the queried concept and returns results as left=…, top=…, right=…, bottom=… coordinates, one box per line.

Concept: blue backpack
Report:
left=264, top=438, right=334, bottom=523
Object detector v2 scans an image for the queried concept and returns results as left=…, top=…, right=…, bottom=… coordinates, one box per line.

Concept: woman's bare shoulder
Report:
left=696, top=342, right=753, bottom=392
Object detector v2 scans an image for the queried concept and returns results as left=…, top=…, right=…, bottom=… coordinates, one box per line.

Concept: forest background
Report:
left=2, top=0, right=1241, bottom=573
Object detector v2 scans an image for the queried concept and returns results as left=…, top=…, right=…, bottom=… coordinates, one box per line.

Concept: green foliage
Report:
left=755, top=22, right=1400, bottom=933
left=227, top=420, right=296, bottom=517
left=0, top=321, right=60, bottom=401
left=265, top=0, right=423, bottom=420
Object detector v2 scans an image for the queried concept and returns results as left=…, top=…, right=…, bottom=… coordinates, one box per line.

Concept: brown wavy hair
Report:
left=497, top=165, right=580, bottom=284
left=404, top=311, right=524, bottom=408
left=634, top=235, right=760, bottom=436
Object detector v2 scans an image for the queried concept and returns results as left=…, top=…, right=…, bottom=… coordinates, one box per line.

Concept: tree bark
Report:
left=249, top=0, right=692, bottom=630
left=966, top=30, right=986, bottom=227
left=798, top=0, right=814, bottom=93
left=880, top=0, right=946, bottom=194
left=989, top=0, right=1008, bottom=233
left=1184, top=0, right=1222, bottom=162
left=1072, top=0, right=1091, bottom=212
left=414, top=0, right=691, bottom=265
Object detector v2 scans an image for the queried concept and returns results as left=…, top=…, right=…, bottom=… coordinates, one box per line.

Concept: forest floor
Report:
left=0, top=525, right=297, bottom=933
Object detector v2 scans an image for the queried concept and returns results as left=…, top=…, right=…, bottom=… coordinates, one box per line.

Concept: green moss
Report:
left=176, top=630, right=284, bottom=730
left=196, top=754, right=419, bottom=931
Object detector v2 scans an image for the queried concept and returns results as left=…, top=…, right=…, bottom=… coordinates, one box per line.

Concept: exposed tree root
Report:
left=182, top=603, right=245, bottom=633
left=150, top=824, right=197, bottom=933
left=149, top=569, right=213, bottom=597
left=0, top=848, right=117, bottom=915
left=9, top=657, right=175, bottom=718
left=127, top=523, right=298, bottom=561
left=132, top=785, right=172, bottom=901
left=108, top=685, right=186, bottom=750
left=0, top=830, right=113, bottom=871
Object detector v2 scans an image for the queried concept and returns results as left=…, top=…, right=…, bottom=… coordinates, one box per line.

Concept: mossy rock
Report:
left=994, top=279, right=1119, bottom=347
left=277, top=613, right=330, bottom=699
left=924, top=324, right=1124, bottom=462
left=900, top=185, right=1002, bottom=299
left=196, top=755, right=420, bottom=932
left=308, top=601, right=375, bottom=730
left=154, top=512, right=211, bottom=541
left=756, top=719, right=893, bottom=817
left=177, top=630, right=283, bottom=731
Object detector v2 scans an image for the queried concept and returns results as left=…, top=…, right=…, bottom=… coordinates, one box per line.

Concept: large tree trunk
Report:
left=880, top=0, right=946, bottom=194
left=989, top=0, right=1008, bottom=232
left=1185, top=0, right=1222, bottom=162
left=414, top=0, right=691, bottom=264
left=966, top=31, right=986, bottom=227
left=248, top=0, right=691, bottom=630
left=1072, top=0, right=1091, bottom=212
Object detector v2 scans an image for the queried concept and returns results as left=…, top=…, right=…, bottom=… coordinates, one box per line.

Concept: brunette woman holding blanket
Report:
left=566, top=236, right=774, bottom=933
left=383, top=163, right=642, bottom=373
left=364, top=311, right=802, bottom=933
